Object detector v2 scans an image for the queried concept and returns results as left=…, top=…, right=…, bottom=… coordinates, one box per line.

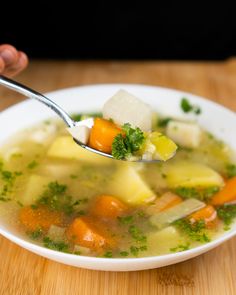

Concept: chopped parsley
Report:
left=28, top=228, right=43, bottom=240
left=27, top=160, right=38, bottom=169
left=103, top=251, right=113, bottom=258
left=170, top=242, right=190, bottom=252
left=128, top=225, right=147, bottom=243
left=217, top=204, right=236, bottom=226
left=43, top=237, right=69, bottom=252
left=175, top=186, right=219, bottom=202
left=112, top=123, right=145, bottom=160
left=37, top=181, right=86, bottom=215
left=130, top=245, right=147, bottom=257
left=120, top=251, right=129, bottom=257
left=158, top=117, right=172, bottom=127
left=117, top=215, right=134, bottom=224
left=173, top=219, right=210, bottom=243
left=225, top=164, right=236, bottom=178
left=180, top=98, right=201, bottom=115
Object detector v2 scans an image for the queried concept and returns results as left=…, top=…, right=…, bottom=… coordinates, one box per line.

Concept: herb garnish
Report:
left=217, top=204, right=236, bottom=226
left=170, top=242, right=190, bottom=252
left=112, top=123, right=145, bottom=160
left=43, top=237, right=69, bottom=252
left=225, top=164, right=236, bottom=178
left=180, top=98, right=201, bottom=115
left=173, top=219, right=210, bottom=243
left=175, top=186, right=219, bottom=202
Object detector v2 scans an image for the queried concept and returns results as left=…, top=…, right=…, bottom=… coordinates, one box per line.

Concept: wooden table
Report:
left=0, top=59, right=236, bottom=295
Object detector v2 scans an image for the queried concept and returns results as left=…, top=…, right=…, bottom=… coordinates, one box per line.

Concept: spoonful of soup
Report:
left=0, top=75, right=177, bottom=162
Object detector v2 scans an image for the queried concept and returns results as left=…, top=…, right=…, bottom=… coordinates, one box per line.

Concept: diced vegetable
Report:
left=146, top=192, right=183, bottom=215
left=88, top=118, right=123, bottom=153
left=73, top=244, right=91, bottom=255
left=150, top=198, right=205, bottom=229
left=21, top=174, right=52, bottom=205
left=47, top=136, right=112, bottom=165
left=66, top=216, right=114, bottom=251
left=147, top=226, right=184, bottom=255
left=166, top=120, right=202, bottom=148
left=48, top=225, right=66, bottom=242
left=102, top=89, right=153, bottom=131
left=20, top=206, right=63, bottom=231
left=67, top=125, right=90, bottom=145
left=141, top=132, right=177, bottom=161
left=164, top=161, right=224, bottom=188
left=90, top=195, right=128, bottom=219
left=108, top=164, right=155, bottom=204
left=189, top=205, right=218, bottom=228
left=211, top=176, right=236, bottom=206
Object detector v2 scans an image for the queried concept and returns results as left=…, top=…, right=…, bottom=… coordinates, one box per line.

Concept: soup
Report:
left=0, top=101, right=236, bottom=258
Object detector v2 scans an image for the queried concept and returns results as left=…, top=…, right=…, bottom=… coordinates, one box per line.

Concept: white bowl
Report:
left=0, top=84, right=236, bottom=271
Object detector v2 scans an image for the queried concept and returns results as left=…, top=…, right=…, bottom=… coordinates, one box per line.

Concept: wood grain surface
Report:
left=0, top=59, right=236, bottom=295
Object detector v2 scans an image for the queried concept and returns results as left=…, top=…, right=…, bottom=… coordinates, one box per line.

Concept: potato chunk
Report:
left=164, top=161, right=224, bottom=188
left=102, top=89, right=153, bottom=131
left=166, top=120, right=202, bottom=148
left=108, top=164, right=155, bottom=204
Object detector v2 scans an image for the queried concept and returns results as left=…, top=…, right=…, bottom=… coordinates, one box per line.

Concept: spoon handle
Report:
left=0, top=75, right=75, bottom=128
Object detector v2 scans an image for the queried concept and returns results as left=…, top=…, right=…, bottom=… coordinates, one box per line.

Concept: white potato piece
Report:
left=67, top=125, right=90, bottom=145
left=108, top=163, right=156, bottom=204
left=164, top=160, right=224, bottom=188
left=147, top=226, right=184, bottom=255
left=102, top=89, right=153, bottom=131
left=20, top=174, right=51, bottom=205
left=166, top=120, right=202, bottom=148
left=47, top=136, right=112, bottom=165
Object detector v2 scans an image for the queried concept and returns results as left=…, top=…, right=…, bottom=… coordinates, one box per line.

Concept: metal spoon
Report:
left=0, top=75, right=116, bottom=159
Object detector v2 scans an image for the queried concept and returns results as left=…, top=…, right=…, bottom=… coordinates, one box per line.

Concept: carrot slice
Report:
left=19, top=206, right=63, bottom=232
left=66, top=216, right=115, bottom=250
left=211, top=176, right=236, bottom=206
left=90, top=195, right=128, bottom=219
left=146, top=192, right=183, bottom=215
left=189, top=205, right=218, bottom=228
left=88, top=118, right=123, bottom=153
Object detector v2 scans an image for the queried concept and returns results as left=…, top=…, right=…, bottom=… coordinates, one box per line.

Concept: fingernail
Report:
left=0, top=49, right=15, bottom=64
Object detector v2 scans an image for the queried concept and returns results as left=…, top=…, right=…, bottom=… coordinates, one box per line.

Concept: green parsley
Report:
left=130, top=245, right=147, bottom=257
left=180, top=98, right=201, bottom=115
left=43, top=237, right=69, bottom=252
left=112, top=123, right=145, bottom=160
left=173, top=219, right=210, bottom=243
left=170, top=242, right=190, bottom=252
left=103, top=251, right=113, bottom=258
left=117, top=215, right=134, bottom=224
left=28, top=228, right=43, bottom=240
left=217, top=204, right=236, bottom=226
left=175, top=186, right=219, bottom=202
left=128, top=225, right=147, bottom=243
left=158, top=117, right=172, bottom=127
left=225, top=164, right=236, bottom=178
left=120, top=251, right=129, bottom=257
left=27, top=160, right=38, bottom=169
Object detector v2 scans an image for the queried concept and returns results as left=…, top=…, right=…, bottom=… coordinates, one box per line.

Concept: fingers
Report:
left=0, top=44, right=28, bottom=77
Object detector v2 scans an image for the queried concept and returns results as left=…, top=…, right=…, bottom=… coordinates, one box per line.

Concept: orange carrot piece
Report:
left=19, top=206, right=63, bottom=232
left=90, top=195, right=128, bottom=219
left=88, top=118, right=123, bottom=153
left=211, top=176, right=236, bottom=206
left=66, top=216, right=115, bottom=250
left=146, top=192, right=183, bottom=215
left=189, top=205, right=218, bottom=228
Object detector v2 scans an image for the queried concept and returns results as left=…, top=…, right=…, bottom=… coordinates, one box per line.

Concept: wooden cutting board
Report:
left=0, top=59, right=236, bottom=295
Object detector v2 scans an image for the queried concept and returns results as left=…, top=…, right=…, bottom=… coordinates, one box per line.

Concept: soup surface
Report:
left=0, top=111, right=236, bottom=258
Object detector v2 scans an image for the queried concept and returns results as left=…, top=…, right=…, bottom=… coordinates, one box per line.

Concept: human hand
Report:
left=0, top=44, right=28, bottom=77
